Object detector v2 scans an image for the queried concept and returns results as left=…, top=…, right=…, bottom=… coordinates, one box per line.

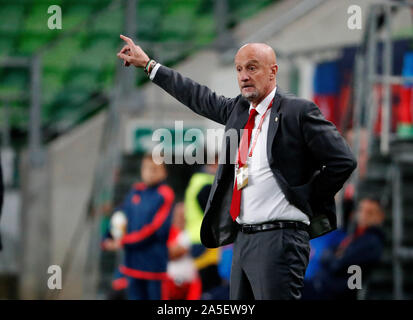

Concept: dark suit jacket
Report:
left=153, top=65, right=357, bottom=248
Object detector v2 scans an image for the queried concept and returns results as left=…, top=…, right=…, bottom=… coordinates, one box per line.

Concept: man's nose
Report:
left=239, top=71, right=250, bottom=82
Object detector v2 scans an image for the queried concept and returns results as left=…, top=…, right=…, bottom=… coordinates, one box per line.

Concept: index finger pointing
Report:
left=120, top=34, right=135, bottom=46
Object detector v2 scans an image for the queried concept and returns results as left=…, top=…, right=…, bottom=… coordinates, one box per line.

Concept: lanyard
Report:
left=248, top=99, right=274, bottom=158
left=236, top=98, right=274, bottom=166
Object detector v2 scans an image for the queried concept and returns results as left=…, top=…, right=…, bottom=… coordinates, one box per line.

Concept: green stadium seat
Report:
left=18, top=33, right=53, bottom=54
left=90, top=5, right=123, bottom=35
left=0, top=36, right=15, bottom=57
left=72, top=39, right=116, bottom=71
left=42, top=37, right=82, bottom=70
left=0, top=5, right=24, bottom=32
left=22, top=3, right=54, bottom=33
left=42, top=71, right=64, bottom=106
left=63, top=4, right=94, bottom=30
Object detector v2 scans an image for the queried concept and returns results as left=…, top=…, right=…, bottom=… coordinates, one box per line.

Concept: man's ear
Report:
left=269, top=64, right=278, bottom=80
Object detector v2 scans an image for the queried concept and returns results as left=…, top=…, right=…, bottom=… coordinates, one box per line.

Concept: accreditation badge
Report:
left=236, top=164, right=249, bottom=190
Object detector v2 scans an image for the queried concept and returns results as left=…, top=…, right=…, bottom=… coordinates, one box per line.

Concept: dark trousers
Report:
left=126, top=277, right=161, bottom=300
left=230, top=228, right=310, bottom=300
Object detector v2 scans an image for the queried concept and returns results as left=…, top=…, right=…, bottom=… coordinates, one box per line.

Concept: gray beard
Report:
left=242, top=91, right=259, bottom=101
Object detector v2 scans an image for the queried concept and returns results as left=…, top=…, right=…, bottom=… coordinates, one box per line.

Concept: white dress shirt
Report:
left=149, top=63, right=161, bottom=80
left=150, top=65, right=309, bottom=225
left=236, top=87, right=309, bottom=225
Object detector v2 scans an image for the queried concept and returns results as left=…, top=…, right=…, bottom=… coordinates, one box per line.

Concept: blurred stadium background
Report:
left=1, top=0, right=413, bottom=299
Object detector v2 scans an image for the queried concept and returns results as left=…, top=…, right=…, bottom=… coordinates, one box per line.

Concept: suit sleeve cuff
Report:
left=149, top=63, right=161, bottom=80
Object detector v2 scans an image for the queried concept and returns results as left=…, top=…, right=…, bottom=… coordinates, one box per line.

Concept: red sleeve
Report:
left=167, top=225, right=180, bottom=247
left=121, top=185, right=174, bottom=245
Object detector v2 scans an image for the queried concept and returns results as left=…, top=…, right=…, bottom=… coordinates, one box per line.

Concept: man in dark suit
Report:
left=117, top=36, right=357, bottom=299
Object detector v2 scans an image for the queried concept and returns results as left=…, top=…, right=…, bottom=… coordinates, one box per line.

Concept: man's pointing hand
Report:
left=117, top=34, right=150, bottom=68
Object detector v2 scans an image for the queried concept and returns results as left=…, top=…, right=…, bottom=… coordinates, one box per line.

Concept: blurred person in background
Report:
left=184, top=155, right=223, bottom=297
left=106, top=268, right=128, bottom=300
left=302, top=196, right=385, bottom=300
left=102, top=153, right=174, bottom=300
left=338, top=128, right=369, bottom=232
left=304, top=229, right=347, bottom=282
left=162, top=202, right=202, bottom=300
left=117, top=36, right=356, bottom=300
left=202, top=244, right=233, bottom=300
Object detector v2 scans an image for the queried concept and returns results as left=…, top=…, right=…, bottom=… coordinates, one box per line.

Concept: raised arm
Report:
left=116, top=35, right=235, bottom=125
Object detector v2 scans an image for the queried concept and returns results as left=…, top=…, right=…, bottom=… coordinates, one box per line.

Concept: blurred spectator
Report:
left=162, top=202, right=202, bottom=300
left=340, top=128, right=367, bottom=231
left=305, top=182, right=355, bottom=281
left=201, top=244, right=233, bottom=300
left=184, top=157, right=223, bottom=296
left=303, top=196, right=385, bottom=300
left=102, top=153, right=174, bottom=300
left=305, top=230, right=347, bottom=281
left=106, top=268, right=128, bottom=300
left=218, top=244, right=233, bottom=283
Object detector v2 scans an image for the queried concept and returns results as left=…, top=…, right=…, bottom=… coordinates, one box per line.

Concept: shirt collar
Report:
left=249, top=86, right=277, bottom=115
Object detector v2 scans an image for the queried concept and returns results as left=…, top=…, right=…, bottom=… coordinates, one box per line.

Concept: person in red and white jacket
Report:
left=162, top=202, right=201, bottom=300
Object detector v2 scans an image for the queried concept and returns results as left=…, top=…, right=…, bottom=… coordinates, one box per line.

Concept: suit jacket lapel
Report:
left=216, top=97, right=249, bottom=179
left=267, top=89, right=282, bottom=164
left=233, top=98, right=250, bottom=132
